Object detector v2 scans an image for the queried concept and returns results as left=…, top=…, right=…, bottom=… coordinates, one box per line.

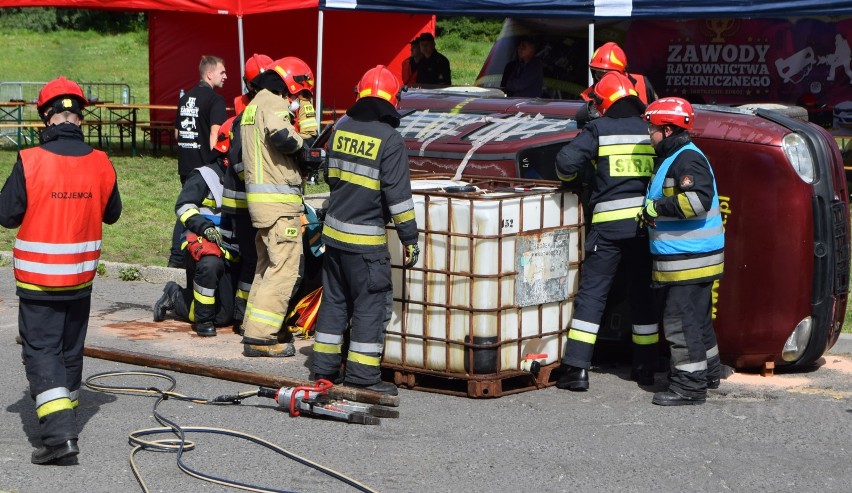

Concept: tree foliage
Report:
left=437, top=16, right=503, bottom=42
left=0, top=7, right=146, bottom=33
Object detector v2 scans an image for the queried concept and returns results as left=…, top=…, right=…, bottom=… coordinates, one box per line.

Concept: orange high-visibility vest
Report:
left=13, top=147, right=115, bottom=289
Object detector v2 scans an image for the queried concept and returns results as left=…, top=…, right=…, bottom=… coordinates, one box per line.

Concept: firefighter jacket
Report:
left=322, top=98, right=418, bottom=253
left=223, top=112, right=247, bottom=217
left=555, top=98, right=655, bottom=240
left=645, top=132, right=724, bottom=285
left=239, top=89, right=304, bottom=227
left=176, top=160, right=238, bottom=260
left=295, top=95, right=319, bottom=141
left=0, top=122, right=122, bottom=301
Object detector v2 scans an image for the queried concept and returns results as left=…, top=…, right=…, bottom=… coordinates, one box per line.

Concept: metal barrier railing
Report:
left=0, top=81, right=133, bottom=149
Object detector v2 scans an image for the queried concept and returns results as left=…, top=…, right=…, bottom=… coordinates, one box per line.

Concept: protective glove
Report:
left=403, top=244, right=420, bottom=269
left=637, top=201, right=658, bottom=229
left=202, top=226, right=224, bottom=248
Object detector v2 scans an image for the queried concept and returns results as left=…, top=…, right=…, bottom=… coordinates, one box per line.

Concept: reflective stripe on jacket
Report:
left=322, top=118, right=418, bottom=253
left=646, top=142, right=724, bottom=284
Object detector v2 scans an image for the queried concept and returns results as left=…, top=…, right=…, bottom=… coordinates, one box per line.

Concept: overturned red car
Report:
left=392, top=90, right=849, bottom=371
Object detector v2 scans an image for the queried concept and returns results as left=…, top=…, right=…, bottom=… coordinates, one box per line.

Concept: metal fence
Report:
left=0, top=81, right=133, bottom=149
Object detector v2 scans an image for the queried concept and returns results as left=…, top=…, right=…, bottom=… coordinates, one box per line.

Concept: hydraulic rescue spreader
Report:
left=257, top=379, right=400, bottom=425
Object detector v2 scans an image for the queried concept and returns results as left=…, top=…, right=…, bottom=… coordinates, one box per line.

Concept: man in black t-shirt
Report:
left=169, top=55, right=228, bottom=268
left=415, top=33, right=451, bottom=86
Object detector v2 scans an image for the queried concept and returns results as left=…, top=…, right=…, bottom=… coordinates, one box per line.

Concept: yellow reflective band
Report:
left=193, top=290, right=215, bottom=305
left=332, top=130, right=381, bottom=160
left=312, top=342, right=342, bottom=354
left=71, top=399, right=79, bottom=409
left=632, top=333, right=660, bottom=345
left=189, top=301, right=196, bottom=322
left=653, top=263, right=725, bottom=282
left=568, top=329, right=597, bottom=345
left=348, top=351, right=382, bottom=367
left=592, top=207, right=642, bottom=223
left=245, top=193, right=303, bottom=204
left=36, top=397, right=73, bottom=419
left=242, top=105, right=257, bottom=126
left=254, top=128, right=263, bottom=183
left=663, top=186, right=676, bottom=197
left=236, top=289, right=250, bottom=300
left=248, top=306, right=285, bottom=327
left=180, top=208, right=199, bottom=225
left=598, top=143, right=655, bottom=156
left=609, top=155, right=654, bottom=177
left=327, top=168, right=381, bottom=190
left=392, top=209, right=416, bottom=225
left=222, top=197, right=248, bottom=210
left=16, top=280, right=93, bottom=292
left=677, top=194, right=697, bottom=218
left=324, top=225, right=387, bottom=246
left=201, top=198, right=217, bottom=208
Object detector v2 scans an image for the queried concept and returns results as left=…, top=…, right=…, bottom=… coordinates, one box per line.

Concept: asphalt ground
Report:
left=1, top=261, right=851, bottom=493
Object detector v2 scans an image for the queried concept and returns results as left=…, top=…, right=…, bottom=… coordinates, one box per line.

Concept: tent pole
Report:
left=588, top=22, right=595, bottom=87
left=238, top=15, right=246, bottom=92
left=316, top=10, right=324, bottom=130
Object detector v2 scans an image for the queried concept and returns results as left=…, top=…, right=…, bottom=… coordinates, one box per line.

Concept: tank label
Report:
left=515, top=228, right=577, bottom=307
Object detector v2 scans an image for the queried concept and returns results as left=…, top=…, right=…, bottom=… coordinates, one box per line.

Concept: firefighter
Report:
left=554, top=72, right=659, bottom=391
left=639, top=97, right=724, bottom=406
left=223, top=54, right=273, bottom=331
left=310, top=65, right=419, bottom=395
left=577, top=41, right=658, bottom=126
left=153, top=117, right=240, bottom=337
left=237, top=57, right=314, bottom=357
left=0, top=76, right=122, bottom=464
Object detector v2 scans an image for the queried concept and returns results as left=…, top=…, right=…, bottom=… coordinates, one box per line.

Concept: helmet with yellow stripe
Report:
left=592, top=71, right=638, bottom=114
left=269, top=57, right=315, bottom=96
left=356, top=65, right=402, bottom=107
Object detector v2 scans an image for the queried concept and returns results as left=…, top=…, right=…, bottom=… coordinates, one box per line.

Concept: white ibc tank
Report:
left=385, top=179, right=581, bottom=375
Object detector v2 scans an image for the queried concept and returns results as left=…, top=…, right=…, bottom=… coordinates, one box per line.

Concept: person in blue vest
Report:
left=153, top=117, right=239, bottom=338
left=554, top=71, right=659, bottom=391
left=639, top=97, right=724, bottom=406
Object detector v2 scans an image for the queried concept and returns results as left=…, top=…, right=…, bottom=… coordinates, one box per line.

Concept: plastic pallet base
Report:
left=384, top=362, right=560, bottom=398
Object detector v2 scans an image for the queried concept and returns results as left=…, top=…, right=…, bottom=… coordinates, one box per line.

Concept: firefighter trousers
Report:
left=19, top=297, right=90, bottom=446
left=173, top=254, right=236, bottom=326
left=312, top=247, right=392, bottom=386
left=231, top=213, right=258, bottom=323
left=562, top=230, right=658, bottom=370
left=656, top=281, right=721, bottom=398
left=241, top=216, right=303, bottom=345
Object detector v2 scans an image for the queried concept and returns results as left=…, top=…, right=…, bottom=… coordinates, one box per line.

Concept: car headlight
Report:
left=782, top=133, right=815, bottom=183
left=781, top=316, right=813, bottom=362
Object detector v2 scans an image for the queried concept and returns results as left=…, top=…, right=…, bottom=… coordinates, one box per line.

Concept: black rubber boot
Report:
left=31, top=439, right=79, bottom=465
left=153, top=281, right=180, bottom=322
left=652, top=390, right=706, bottom=406
left=345, top=381, right=399, bottom=396
left=630, top=365, right=655, bottom=386
left=555, top=365, right=589, bottom=391
left=193, top=321, right=217, bottom=337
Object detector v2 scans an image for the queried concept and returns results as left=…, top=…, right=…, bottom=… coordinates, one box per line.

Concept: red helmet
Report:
left=36, top=76, right=87, bottom=113
left=244, top=53, right=273, bottom=83
left=356, top=65, right=402, bottom=107
left=592, top=71, right=638, bottom=114
left=214, top=116, right=236, bottom=155
left=644, top=97, right=695, bottom=130
left=589, top=42, right=627, bottom=73
left=269, top=57, right=315, bottom=96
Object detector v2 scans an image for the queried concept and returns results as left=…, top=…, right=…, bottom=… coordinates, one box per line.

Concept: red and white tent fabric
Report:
left=0, top=0, right=433, bottom=116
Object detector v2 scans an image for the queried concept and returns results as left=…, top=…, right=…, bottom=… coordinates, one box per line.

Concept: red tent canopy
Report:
left=0, top=1, right=433, bottom=118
